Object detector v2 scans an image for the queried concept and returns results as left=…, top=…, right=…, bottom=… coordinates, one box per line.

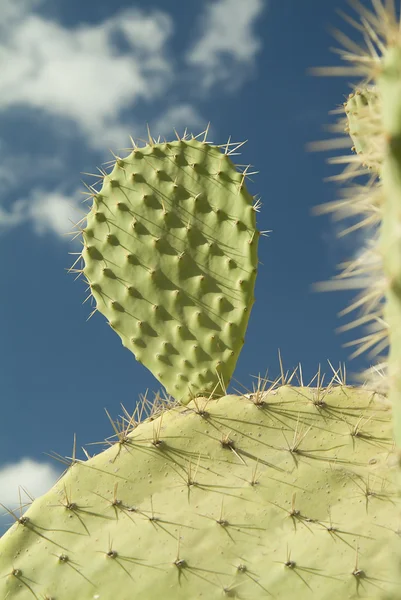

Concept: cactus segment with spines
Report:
left=80, top=134, right=259, bottom=404
left=377, top=45, right=401, bottom=449
left=0, top=378, right=399, bottom=599
left=310, top=3, right=401, bottom=590
left=328, top=17, right=401, bottom=448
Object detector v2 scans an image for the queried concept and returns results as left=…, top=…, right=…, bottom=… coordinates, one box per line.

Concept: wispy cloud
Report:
left=0, top=190, right=82, bottom=238
left=186, top=0, right=266, bottom=90
left=0, top=153, right=64, bottom=192
left=0, top=458, right=59, bottom=510
left=0, top=4, right=174, bottom=150
left=26, top=190, right=83, bottom=237
left=151, top=105, right=207, bottom=139
left=1, top=0, right=41, bottom=25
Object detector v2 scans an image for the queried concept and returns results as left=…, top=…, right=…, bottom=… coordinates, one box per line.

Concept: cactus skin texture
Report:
left=80, top=135, right=258, bottom=404
left=345, top=87, right=383, bottom=171
left=0, top=380, right=400, bottom=599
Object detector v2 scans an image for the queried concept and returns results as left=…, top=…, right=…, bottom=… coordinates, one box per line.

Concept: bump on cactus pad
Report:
left=345, top=87, right=383, bottom=172
left=78, top=132, right=259, bottom=404
left=0, top=371, right=400, bottom=599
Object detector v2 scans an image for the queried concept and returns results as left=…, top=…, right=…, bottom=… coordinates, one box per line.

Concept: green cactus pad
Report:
left=0, top=382, right=399, bottom=599
left=80, top=136, right=259, bottom=404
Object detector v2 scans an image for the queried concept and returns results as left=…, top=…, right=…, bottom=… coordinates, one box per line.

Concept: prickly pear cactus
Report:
left=77, top=133, right=259, bottom=404
left=312, top=2, right=401, bottom=447
left=0, top=377, right=399, bottom=599
left=2, top=2, right=401, bottom=599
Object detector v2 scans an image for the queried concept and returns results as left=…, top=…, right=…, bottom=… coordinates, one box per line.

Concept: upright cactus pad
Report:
left=79, top=135, right=259, bottom=403
left=0, top=380, right=399, bottom=599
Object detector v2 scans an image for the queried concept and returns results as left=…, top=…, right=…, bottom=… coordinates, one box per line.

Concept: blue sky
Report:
left=0, top=0, right=380, bottom=531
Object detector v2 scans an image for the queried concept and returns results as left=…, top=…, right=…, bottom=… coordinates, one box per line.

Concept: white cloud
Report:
left=186, top=0, right=266, bottom=89
left=0, top=7, right=174, bottom=149
left=27, top=190, right=84, bottom=237
left=0, top=458, right=59, bottom=509
left=88, top=122, right=138, bottom=154
left=117, top=10, right=173, bottom=54
left=0, top=189, right=83, bottom=239
left=0, top=153, right=64, bottom=192
left=1, top=0, right=42, bottom=25
left=151, top=104, right=207, bottom=139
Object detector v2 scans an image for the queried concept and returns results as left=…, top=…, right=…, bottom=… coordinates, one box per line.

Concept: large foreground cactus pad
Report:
left=80, top=136, right=259, bottom=403
left=0, top=382, right=400, bottom=599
